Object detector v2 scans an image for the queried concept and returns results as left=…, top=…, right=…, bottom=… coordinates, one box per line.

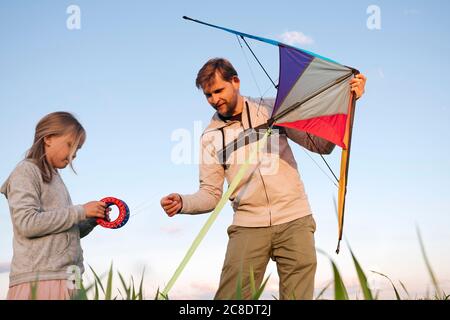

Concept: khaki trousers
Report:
left=214, top=215, right=317, bottom=300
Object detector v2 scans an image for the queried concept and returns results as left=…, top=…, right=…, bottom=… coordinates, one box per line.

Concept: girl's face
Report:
left=44, top=133, right=80, bottom=169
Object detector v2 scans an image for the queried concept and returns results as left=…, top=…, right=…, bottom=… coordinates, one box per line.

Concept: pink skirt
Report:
left=7, top=280, right=77, bottom=300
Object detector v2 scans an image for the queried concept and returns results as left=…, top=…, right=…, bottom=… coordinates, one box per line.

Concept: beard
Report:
left=215, top=97, right=238, bottom=117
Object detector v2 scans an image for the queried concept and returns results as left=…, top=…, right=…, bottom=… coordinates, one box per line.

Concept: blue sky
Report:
left=0, top=0, right=449, bottom=299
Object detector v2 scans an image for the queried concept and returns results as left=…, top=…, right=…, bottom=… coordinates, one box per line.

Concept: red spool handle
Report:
left=96, top=197, right=128, bottom=229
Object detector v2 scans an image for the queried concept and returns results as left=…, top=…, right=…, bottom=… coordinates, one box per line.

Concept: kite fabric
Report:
left=269, top=42, right=359, bottom=254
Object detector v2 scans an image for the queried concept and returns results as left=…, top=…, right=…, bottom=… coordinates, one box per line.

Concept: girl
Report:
left=1, top=112, right=109, bottom=300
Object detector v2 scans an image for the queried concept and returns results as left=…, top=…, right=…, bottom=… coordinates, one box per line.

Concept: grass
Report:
left=24, top=227, right=444, bottom=300
left=72, top=262, right=145, bottom=300
left=313, top=227, right=448, bottom=300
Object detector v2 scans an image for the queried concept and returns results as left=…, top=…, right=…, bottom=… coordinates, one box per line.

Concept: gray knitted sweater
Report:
left=0, top=160, right=97, bottom=286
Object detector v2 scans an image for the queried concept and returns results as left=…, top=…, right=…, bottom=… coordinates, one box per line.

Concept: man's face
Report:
left=202, top=72, right=240, bottom=117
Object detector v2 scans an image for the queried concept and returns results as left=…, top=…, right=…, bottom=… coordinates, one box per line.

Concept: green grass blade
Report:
left=72, top=280, right=91, bottom=300
left=399, top=281, right=411, bottom=299
left=374, top=289, right=380, bottom=300
left=118, top=271, right=131, bottom=300
left=117, top=289, right=125, bottom=300
left=252, top=274, right=270, bottom=300
left=88, top=264, right=106, bottom=295
left=105, top=262, right=114, bottom=300
left=75, top=283, right=87, bottom=300
left=155, top=287, right=169, bottom=300
left=235, top=270, right=243, bottom=300
left=347, top=246, right=374, bottom=300
left=129, top=276, right=134, bottom=300
left=317, top=248, right=348, bottom=300
left=93, top=279, right=99, bottom=300
left=131, top=276, right=136, bottom=300
left=138, top=269, right=145, bottom=300
left=30, top=281, right=38, bottom=300
left=371, top=270, right=401, bottom=300
left=417, top=226, right=443, bottom=299
left=331, top=262, right=349, bottom=300
left=315, top=280, right=332, bottom=300
left=73, top=274, right=102, bottom=300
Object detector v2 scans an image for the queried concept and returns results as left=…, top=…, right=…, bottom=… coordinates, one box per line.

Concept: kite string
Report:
left=236, top=35, right=263, bottom=99
left=305, top=133, right=339, bottom=185
left=236, top=35, right=278, bottom=118
left=300, top=146, right=339, bottom=188
left=159, top=129, right=272, bottom=299
left=239, top=36, right=278, bottom=89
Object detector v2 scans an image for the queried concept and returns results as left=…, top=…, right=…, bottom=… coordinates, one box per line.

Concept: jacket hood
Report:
left=1, top=175, right=9, bottom=198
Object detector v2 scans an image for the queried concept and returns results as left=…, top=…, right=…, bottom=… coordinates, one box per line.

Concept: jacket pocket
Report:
left=48, top=232, right=82, bottom=271
left=29, top=232, right=72, bottom=271
left=55, top=233, right=70, bottom=255
left=51, top=232, right=70, bottom=256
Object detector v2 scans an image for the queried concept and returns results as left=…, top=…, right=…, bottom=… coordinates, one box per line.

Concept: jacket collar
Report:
left=205, top=97, right=258, bottom=133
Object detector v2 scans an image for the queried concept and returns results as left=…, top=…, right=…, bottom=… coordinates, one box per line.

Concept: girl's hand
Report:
left=160, top=193, right=182, bottom=217
left=83, top=201, right=108, bottom=219
left=105, top=207, right=112, bottom=221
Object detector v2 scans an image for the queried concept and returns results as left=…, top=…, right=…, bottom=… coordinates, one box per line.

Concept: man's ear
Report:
left=232, top=75, right=240, bottom=89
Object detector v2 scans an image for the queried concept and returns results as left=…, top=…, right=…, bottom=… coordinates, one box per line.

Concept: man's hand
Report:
left=350, top=74, right=367, bottom=99
left=160, top=193, right=183, bottom=217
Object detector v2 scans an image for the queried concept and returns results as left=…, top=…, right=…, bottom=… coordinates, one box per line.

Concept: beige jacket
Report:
left=180, top=97, right=335, bottom=227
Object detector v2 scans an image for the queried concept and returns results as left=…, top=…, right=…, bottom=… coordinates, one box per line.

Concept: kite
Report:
left=97, top=197, right=130, bottom=229
left=183, top=16, right=359, bottom=253
left=159, top=16, right=360, bottom=298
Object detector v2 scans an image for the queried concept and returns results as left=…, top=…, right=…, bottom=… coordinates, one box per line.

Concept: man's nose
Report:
left=209, top=94, right=218, bottom=105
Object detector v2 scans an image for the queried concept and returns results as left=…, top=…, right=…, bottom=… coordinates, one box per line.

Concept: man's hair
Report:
left=195, top=58, right=238, bottom=89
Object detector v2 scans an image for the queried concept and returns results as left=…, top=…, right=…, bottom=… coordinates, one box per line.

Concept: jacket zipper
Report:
left=240, top=121, right=273, bottom=226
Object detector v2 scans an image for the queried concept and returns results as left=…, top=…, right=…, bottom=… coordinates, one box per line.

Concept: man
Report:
left=161, top=58, right=366, bottom=299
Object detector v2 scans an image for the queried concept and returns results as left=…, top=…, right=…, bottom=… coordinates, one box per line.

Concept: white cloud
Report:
left=279, top=31, right=314, bottom=46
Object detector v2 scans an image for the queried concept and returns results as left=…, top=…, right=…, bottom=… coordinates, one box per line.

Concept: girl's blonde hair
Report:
left=26, top=112, right=86, bottom=183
